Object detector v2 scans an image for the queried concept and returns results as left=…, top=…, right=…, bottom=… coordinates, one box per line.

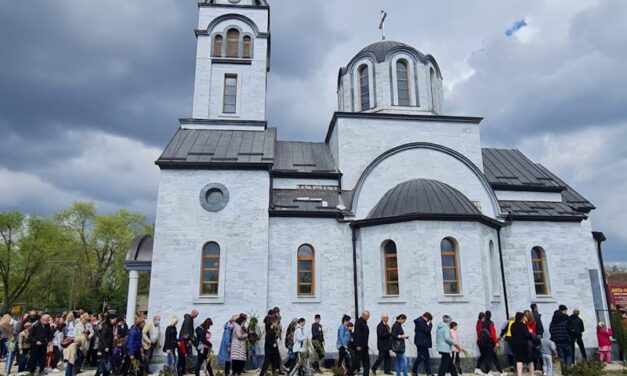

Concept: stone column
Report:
left=126, top=270, right=139, bottom=325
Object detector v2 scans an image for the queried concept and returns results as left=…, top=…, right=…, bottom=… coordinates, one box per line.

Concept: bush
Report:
left=562, top=359, right=606, bottom=376
left=332, top=367, right=346, bottom=376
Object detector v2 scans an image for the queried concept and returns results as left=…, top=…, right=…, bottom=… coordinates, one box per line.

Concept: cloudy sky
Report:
left=0, top=0, right=625, bottom=260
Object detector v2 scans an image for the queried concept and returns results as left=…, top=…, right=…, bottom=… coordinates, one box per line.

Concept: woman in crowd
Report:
left=482, top=311, right=504, bottom=376
left=336, top=315, right=351, bottom=371
left=391, top=314, right=410, bottom=376
left=95, top=314, right=115, bottom=376
left=126, top=318, right=146, bottom=376
left=289, top=318, right=306, bottom=376
left=1, top=314, right=13, bottom=360
left=474, top=312, right=486, bottom=373
left=230, top=314, right=249, bottom=376
left=195, top=318, right=215, bottom=376
left=218, top=315, right=237, bottom=376
left=510, top=312, right=535, bottom=376
left=64, top=313, right=75, bottom=340
left=285, top=318, right=299, bottom=370
left=450, top=322, right=463, bottom=376
left=163, top=316, right=179, bottom=372
left=597, top=322, right=613, bottom=363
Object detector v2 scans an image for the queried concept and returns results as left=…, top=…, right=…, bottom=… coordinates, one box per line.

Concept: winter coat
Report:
left=63, top=335, right=86, bottom=365
left=263, top=316, right=278, bottom=353
left=312, top=322, right=324, bottom=343
left=99, top=323, right=114, bottom=351
left=230, top=323, right=248, bottom=361
left=549, top=311, right=572, bottom=345
left=29, top=321, right=52, bottom=347
left=413, top=316, right=433, bottom=348
left=540, top=337, right=556, bottom=355
left=352, top=317, right=369, bottom=350
left=376, top=321, right=392, bottom=351
left=218, top=321, right=233, bottom=363
left=336, top=324, right=350, bottom=348
left=435, top=321, right=454, bottom=354
left=180, top=314, right=195, bottom=341
left=111, top=347, right=123, bottom=371
left=597, top=326, right=612, bottom=347
left=484, top=320, right=499, bottom=345
left=533, top=311, right=545, bottom=336
left=391, top=322, right=406, bottom=354
left=142, top=321, right=160, bottom=350
left=1, top=322, right=13, bottom=340
left=18, top=330, right=30, bottom=351
left=292, top=325, right=306, bottom=353
left=570, top=315, right=585, bottom=337
left=163, top=325, right=178, bottom=352
left=126, top=326, right=143, bottom=355
left=196, top=325, right=212, bottom=351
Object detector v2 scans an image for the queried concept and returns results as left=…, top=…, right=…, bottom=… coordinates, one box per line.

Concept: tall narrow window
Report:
left=430, top=67, right=437, bottom=110
left=441, top=238, right=461, bottom=294
left=242, top=36, right=252, bottom=58
left=359, top=65, right=370, bottom=111
left=489, top=240, right=499, bottom=295
left=222, top=74, right=237, bottom=114
left=531, top=246, right=549, bottom=295
left=383, top=240, right=399, bottom=295
left=297, top=244, right=315, bottom=295
left=396, top=60, right=410, bottom=106
left=226, top=29, right=240, bottom=58
left=212, top=35, right=223, bottom=57
left=200, top=242, right=220, bottom=296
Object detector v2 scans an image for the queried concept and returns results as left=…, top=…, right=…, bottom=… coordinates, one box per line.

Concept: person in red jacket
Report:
left=597, top=322, right=613, bottom=362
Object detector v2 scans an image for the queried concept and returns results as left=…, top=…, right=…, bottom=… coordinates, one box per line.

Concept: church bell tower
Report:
left=188, top=0, right=270, bottom=128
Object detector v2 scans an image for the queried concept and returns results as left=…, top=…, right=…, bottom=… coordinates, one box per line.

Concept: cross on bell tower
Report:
left=379, top=10, right=388, bottom=40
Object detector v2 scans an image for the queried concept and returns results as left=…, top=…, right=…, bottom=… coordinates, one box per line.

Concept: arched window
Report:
left=430, top=67, right=437, bottom=110
left=383, top=240, right=399, bottom=295
left=200, top=242, right=220, bottom=296
left=242, top=36, right=252, bottom=58
left=441, top=238, right=461, bottom=294
left=297, top=244, right=315, bottom=295
left=396, top=60, right=410, bottom=106
left=359, top=65, right=370, bottom=111
left=212, top=35, right=223, bottom=57
left=531, top=246, right=549, bottom=295
left=226, top=29, right=240, bottom=58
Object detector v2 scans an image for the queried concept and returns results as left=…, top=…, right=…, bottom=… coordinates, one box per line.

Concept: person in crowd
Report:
left=311, top=314, right=324, bottom=373
left=18, top=322, right=32, bottom=373
left=142, top=315, right=161, bottom=361
left=391, top=314, right=410, bottom=376
left=177, top=331, right=191, bottom=376
left=436, top=315, right=458, bottom=376
left=73, top=313, right=94, bottom=374
left=1, top=314, right=14, bottom=360
left=500, top=315, right=516, bottom=367
left=219, top=315, right=237, bottom=376
left=126, top=318, right=146, bottom=376
left=477, top=311, right=504, bottom=376
left=52, top=323, right=66, bottom=371
left=289, top=318, right=306, bottom=376
left=29, top=314, right=52, bottom=375
left=347, top=311, right=370, bottom=376
left=259, top=310, right=280, bottom=376
left=597, top=322, right=612, bottom=363
left=5, top=333, right=17, bottom=376
left=372, top=314, right=392, bottom=375
left=336, top=315, right=352, bottom=372
left=115, top=318, right=129, bottom=340
left=549, top=305, right=573, bottom=367
left=195, top=318, right=215, bottom=376
left=230, top=314, right=249, bottom=376
left=88, top=315, right=100, bottom=367
left=248, top=315, right=261, bottom=372
left=285, top=318, right=299, bottom=371
left=570, top=309, right=586, bottom=361
left=510, top=312, right=536, bottom=376
left=540, top=333, right=557, bottom=376
left=111, top=338, right=125, bottom=375
left=95, top=314, right=115, bottom=376
left=163, top=316, right=179, bottom=373
left=474, top=312, right=486, bottom=374
left=524, top=311, right=536, bottom=335
left=180, top=310, right=199, bottom=343
left=450, top=322, right=463, bottom=376
left=411, top=312, right=433, bottom=376
left=63, top=334, right=87, bottom=376
left=530, top=304, right=544, bottom=371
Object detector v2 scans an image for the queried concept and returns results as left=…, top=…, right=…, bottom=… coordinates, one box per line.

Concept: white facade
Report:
left=146, top=1, right=606, bottom=363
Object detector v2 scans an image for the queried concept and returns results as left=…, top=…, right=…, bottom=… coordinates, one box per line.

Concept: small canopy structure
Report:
left=124, top=234, right=153, bottom=324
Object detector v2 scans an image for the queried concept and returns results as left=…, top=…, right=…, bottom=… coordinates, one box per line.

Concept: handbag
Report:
left=391, top=338, right=405, bottom=353
left=61, top=338, right=74, bottom=348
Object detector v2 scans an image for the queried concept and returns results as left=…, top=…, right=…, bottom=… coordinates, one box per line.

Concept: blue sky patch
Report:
left=505, top=19, right=528, bottom=36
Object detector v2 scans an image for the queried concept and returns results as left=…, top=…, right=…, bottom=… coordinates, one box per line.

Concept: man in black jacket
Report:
left=550, top=305, right=573, bottom=366
left=371, top=314, right=392, bottom=375
left=348, top=311, right=370, bottom=376
left=28, top=314, right=52, bottom=375
left=96, top=314, right=116, bottom=376
left=259, top=309, right=282, bottom=376
left=312, top=314, right=325, bottom=373
left=411, top=312, right=433, bottom=376
left=570, top=309, right=587, bottom=360
left=180, top=310, right=199, bottom=341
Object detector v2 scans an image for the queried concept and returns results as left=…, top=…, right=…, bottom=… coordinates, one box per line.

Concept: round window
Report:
left=200, top=183, right=229, bottom=212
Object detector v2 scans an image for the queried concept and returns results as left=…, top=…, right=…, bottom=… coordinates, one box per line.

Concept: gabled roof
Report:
left=482, top=148, right=563, bottom=191
left=273, top=141, right=339, bottom=175
left=535, top=164, right=595, bottom=213
left=499, top=201, right=587, bottom=221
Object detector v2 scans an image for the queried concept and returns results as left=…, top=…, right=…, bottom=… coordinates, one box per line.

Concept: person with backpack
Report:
left=391, top=314, right=410, bottom=376
left=473, top=312, right=486, bottom=374
left=479, top=311, right=504, bottom=376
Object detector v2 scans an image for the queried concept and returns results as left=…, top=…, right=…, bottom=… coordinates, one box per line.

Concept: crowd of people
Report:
left=0, top=304, right=614, bottom=376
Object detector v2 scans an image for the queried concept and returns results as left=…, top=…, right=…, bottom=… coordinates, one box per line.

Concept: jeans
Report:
left=542, top=354, right=553, bottom=376
left=65, top=362, right=75, bottom=376
left=372, top=350, right=391, bottom=373
left=96, top=351, right=111, bottom=376
left=556, top=344, right=573, bottom=367
left=412, top=346, right=432, bottom=375
left=437, top=353, right=457, bottom=376
left=395, top=353, right=408, bottom=376
left=250, top=345, right=259, bottom=369
left=5, top=349, right=15, bottom=375
left=166, top=350, right=177, bottom=370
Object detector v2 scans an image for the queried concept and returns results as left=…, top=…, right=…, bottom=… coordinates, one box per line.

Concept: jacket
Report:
left=29, top=321, right=52, bottom=347
left=99, top=323, right=114, bottom=351
left=353, top=317, right=370, bottom=350
left=533, top=311, right=545, bottom=336
left=435, top=321, right=454, bottom=354
left=391, top=322, right=406, bottom=354
left=163, top=325, right=178, bottom=352
left=218, top=321, right=233, bottom=363
left=230, top=323, right=248, bottom=361
left=142, top=321, right=160, bottom=350
left=1, top=322, right=13, bottom=340
left=180, top=314, right=195, bottom=341
left=115, top=322, right=128, bottom=339
left=597, top=326, right=612, bottom=347
left=18, top=330, right=30, bottom=351
left=196, top=325, right=212, bottom=351
left=413, top=316, right=433, bottom=348
left=451, top=329, right=462, bottom=353
left=540, top=337, right=556, bottom=355
left=336, top=324, right=350, bottom=348
left=376, top=321, right=392, bottom=351
left=63, top=335, right=86, bottom=365
left=126, top=326, right=143, bottom=355
left=312, top=322, right=324, bottom=343
left=549, top=311, right=572, bottom=345
left=570, top=315, right=585, bottom=336
left=292, top=325, right=306, bottom=353
left=484, top=320, right=499, bottom=345
left=263, top=316, right=278, bottom=352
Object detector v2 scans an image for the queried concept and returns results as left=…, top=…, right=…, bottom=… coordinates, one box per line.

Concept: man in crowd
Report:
left=348, top=311, right=370, bottom=376
left=550, top=305, right=573, bottom=367
left=143, top=314, right=162, bottom=360
left=412, top=312, right=433, bottom=376
left=311, top=314, right=325, bottom=373
left=570, top=309, right=586, bottom=360
left=371, top=314, right=392, bottom=375
left=28, top=314, right=52, bottom=375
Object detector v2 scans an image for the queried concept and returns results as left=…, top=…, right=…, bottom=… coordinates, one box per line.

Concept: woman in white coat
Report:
left=289, top=318, right=307, bottom=376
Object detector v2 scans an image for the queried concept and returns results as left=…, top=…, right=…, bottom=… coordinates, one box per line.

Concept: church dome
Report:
left=356, top=40, right=426, bottom=63
left=367, top=179, right=480, bottom=219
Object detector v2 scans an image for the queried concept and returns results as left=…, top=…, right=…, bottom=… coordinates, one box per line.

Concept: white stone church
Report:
left=125, top=0, right=608, bottom=360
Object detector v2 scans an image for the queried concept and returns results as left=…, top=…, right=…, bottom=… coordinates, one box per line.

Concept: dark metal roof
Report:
left=271, top=188, right=351, bottom=217
left=482, top=148, right=563, bottom=191
left=156, top=128, right=276, bottom=167
left=358, top=40, right=425, bottom=63
left=499, top=201, right=587, bottom=221
left=368, top=179, right=481, bottom=219
left=273, top=141, right=339, bottom=174
left=535, top=164, right=595, bottom=213
left=125, top=235, right=153, bottom=266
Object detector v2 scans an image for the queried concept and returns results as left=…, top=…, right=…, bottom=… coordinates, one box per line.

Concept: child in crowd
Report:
left=111, top=338, right=125, bottom=375
left=540, top=333, right=557, bottom=376
left=5, top=333, right=16, bottom=376
left=450, top=322, right=464, bottom=375
left=597, top=322, right=613, bottom=363
left=18, top=322, right=32, bottom=373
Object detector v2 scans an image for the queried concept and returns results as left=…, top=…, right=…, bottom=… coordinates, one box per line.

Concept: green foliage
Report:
left=158, top=366, right=175, bottom=376
left=611, top=311, right=627, bottom=352
left=562, top=359, right=605, bottom=376
left=332, top=367, right=346, bottom=376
